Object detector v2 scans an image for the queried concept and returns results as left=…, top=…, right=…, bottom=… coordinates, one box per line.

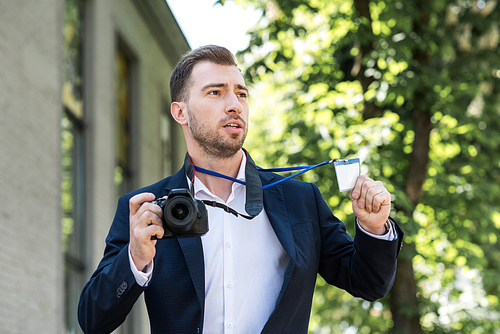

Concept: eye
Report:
left=208, top=90, right=220, bottom=96
left=237, top=92, right=248, bottom=99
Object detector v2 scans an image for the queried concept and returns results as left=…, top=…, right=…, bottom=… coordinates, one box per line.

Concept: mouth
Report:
left=222, top=116, right=245, bottom=129
left=222, top=119, right=245, bottom=136
left=223, top=123, right=242, bottom=129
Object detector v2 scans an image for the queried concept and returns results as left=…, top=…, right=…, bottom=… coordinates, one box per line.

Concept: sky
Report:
left=165, top=0, right=262, bottom=55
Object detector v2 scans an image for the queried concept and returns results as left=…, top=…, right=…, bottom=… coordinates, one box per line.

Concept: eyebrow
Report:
left=200, top=82, right=248, bottom=93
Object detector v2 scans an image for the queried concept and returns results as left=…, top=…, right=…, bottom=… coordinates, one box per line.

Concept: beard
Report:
left=189, top=112, right=247, bottom=159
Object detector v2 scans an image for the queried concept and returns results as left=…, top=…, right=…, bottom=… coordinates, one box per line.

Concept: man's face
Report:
left=183, top=61, right=249, bottom=159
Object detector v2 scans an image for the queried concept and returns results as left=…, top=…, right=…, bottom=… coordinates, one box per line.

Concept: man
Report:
left=78, top=45, right=403, bottom=334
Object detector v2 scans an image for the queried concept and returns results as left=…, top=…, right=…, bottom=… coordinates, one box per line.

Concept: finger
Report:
left=357, top=178, right=380, bottom=211
left=131, top=211, right=164, bottom=242
left=351, top=175, right=370, bottom=201
left=148, top=224, right=165, bottom=240
left=356, top=176, right=376, bottom=209
left=138, top=202, right=164, bottom=220
left=364, top=183, right=385, bottom=213
left=138, top=208, right=164, bottom=228
left=371, top=190, right=391, bottom=213
left=138, top=223, right=164, bottom=241
left=130, top=203, right=164, bottom=241
left=129, top=193, right=156, bottom=216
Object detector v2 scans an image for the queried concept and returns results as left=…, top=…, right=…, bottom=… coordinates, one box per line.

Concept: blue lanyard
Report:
left=194, top=159, right=339, bottom=190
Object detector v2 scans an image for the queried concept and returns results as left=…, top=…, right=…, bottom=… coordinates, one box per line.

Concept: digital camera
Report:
left=151, top=189, right=208, bottom=238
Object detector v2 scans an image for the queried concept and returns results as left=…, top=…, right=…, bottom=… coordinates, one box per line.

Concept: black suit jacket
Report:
left=78, top=167, right=403, bottom=334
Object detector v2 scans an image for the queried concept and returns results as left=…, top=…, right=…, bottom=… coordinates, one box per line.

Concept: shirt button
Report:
left=225, top=243, right=231, bottom=248
left=227, top=283, right=232, bottom=289
left=227, top=323, right=233, bottom=329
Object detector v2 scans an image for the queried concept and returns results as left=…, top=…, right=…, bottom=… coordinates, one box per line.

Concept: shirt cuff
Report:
left=356, top=218, right=397, bottom=241
left=128, top=245, right=153, bottom=287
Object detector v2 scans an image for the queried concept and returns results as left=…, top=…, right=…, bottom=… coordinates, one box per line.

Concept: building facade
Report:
left=0, top=0, right=189, bottom=333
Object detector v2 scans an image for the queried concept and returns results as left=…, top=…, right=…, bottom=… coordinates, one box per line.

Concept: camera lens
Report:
left=171, top=202, right=189, bottom=221
left=165, top=195, right=198, bottom=233
left=159, top=188, right=208, bottom=238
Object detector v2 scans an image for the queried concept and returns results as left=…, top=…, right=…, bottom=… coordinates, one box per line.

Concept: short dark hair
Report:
left=169, top=45, right=237, bottom=103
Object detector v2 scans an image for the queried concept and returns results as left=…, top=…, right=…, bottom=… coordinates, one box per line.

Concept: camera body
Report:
left=151, top=189, right=208, bottom=239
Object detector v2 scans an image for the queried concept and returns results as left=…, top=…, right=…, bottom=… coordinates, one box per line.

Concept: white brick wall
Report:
left=0, top=0, right=188, bottom=333
left=0, top=1, right=64, bottom=333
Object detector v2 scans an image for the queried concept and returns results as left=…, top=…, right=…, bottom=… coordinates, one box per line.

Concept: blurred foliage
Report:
left=231, top=0, right=500, bottom=332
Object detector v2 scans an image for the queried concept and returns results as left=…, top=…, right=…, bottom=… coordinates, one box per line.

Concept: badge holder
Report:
left=334, top=158, right=360, bottom=192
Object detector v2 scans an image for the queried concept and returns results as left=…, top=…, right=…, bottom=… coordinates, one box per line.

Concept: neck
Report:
left=190, top=149, right=244, bottom=202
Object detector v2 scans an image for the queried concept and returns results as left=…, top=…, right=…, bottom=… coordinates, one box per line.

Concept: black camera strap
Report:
left=200, top=200, right=255, bottom=220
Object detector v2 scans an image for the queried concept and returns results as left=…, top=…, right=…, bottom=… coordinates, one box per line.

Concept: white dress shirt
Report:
left=194, top=154, right=289, bottom=333
left=129, top=153, right=396, bottom=333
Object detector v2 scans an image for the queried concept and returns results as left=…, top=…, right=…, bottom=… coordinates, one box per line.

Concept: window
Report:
left=61, top=0, right=86, bottom=333
left=115, top=43, right=142, bottom=334
left=115, top=47, right=133, bottom=199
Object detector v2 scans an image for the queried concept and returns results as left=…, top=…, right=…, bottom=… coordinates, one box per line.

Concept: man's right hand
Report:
left=129, top=193, right=165, bottom=272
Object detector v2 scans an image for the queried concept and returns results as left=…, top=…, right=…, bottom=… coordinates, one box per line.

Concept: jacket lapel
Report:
left=260, top=172, right=296, bottom=309
left=164, top=169, right=205, bottom=316
left=260, top=172, right=296, bottom=260
left=177, top=238, right=205, bottom=316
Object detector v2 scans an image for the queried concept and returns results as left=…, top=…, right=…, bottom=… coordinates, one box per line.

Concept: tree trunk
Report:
left=390, top=105, right=431, bottom=334
left=353, top=0, right=384, bottom=120
left=389, top=244, right=424, bottom=334
left=352, top=0, right=431, bottom=332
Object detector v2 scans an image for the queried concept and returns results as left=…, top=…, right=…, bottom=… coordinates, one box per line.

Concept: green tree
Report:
left=233, top=0, right=500, bottom=332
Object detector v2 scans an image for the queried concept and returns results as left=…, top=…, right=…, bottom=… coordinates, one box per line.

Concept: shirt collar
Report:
left=235, top=151, right=247, bottom=182
left=191, top=152, right=246, bottom=199
left=183, top=149, right=263, bottom=217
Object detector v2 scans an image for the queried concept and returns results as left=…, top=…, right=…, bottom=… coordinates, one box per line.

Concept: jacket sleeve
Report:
left=315, top=184, right=403, bottom=301
left=78, top=196, right=146, bottom=334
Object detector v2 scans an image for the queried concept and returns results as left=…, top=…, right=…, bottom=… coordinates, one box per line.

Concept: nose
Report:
left=225, top=92, right=243, bottom=115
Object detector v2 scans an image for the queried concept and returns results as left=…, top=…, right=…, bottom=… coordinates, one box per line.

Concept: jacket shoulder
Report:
left=122, top=168, right=186, bottom=201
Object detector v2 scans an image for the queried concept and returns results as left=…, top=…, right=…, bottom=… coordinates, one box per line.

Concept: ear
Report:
left=171, top=102, right=188, bottom=126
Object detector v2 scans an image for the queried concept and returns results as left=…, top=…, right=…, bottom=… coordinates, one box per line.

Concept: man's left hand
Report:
left=350, top=175, right=391, bottom=235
